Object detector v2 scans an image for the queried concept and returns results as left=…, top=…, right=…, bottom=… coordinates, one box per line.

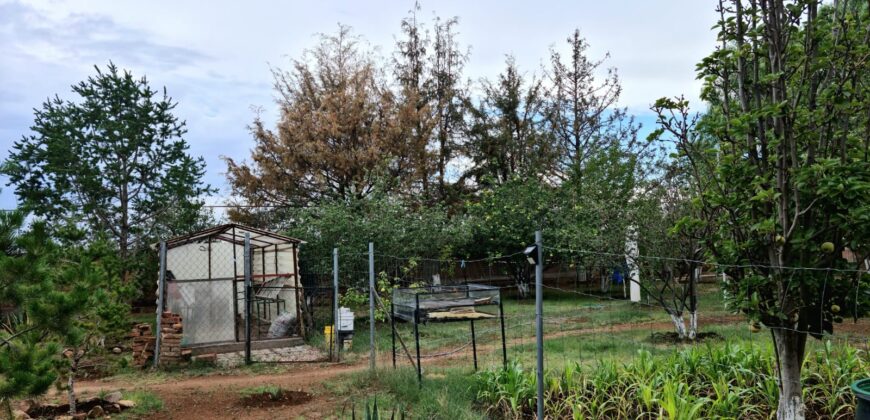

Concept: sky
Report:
left=0, top=0, right=719, bottom=211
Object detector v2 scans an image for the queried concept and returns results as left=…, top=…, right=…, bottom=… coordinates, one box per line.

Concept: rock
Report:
left=16, top=399, right=36, bottom=413
left=118, top=400, right=137, bottom=409
left=30, top=402, right=61, bottom=416
left=74, top=413, right=89, bottom=420
left=104, top=391, right=123, bottom=404
left=79, top=396, right=100, bottom=405
left=192, top=353, right=217, bottom=364
left=112, top=347, right=122, bottom=354
left=105, top=404, right=121, bottom=414
left=55, top=416, right=74, bottom=420
left=87, top=405, right=104, bottom=418
left=11, top=409, right=30, bottom=419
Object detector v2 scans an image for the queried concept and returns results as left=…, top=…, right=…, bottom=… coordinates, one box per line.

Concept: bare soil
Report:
left=238, top=389, right=313, bottom=409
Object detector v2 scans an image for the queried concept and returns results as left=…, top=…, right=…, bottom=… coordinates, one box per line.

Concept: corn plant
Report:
left=475, top=341, right=869, bottom=419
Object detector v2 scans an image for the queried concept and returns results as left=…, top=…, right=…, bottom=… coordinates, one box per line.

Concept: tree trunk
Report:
left=687, top=310, right=697, bottom=340
left=600, top=274, right=610, bottom=293
left=516, top=280, right=529, bottom=299
left=669, top=313, right=687, bottom=339
left=67, top=353, right=79, bottom=416
left=687, top=265, right=699, bottom=340
left=2, top=398, right=13, bottom=420
left=773, top=328, right=807, bottom=420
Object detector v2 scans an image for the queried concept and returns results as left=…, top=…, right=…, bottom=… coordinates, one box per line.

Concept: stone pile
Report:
left=129, top=323, right=156, bottom=367
left=21, top=391, right=137, bottom=419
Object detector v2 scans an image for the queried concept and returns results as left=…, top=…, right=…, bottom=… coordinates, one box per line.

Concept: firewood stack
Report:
left=158, top=311, right=191, bottom=366
left=130, top=323, right=156, bottom=367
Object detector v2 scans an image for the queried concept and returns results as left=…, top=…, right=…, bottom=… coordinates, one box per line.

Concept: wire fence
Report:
left=298, top=235, right=870, bottom=385
left=151, top=226, right=870, bottom=379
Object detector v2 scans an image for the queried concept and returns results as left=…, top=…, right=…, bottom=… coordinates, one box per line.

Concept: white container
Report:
left=338, top=307, right=354, bottom=332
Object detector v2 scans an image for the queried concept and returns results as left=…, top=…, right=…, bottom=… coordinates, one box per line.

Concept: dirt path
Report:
left=66, top=314, right=774, bottom=419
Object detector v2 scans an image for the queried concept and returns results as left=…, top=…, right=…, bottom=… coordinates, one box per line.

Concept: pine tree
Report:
left=465, top=57, right=556, bottom=185
left=2, top=63, right=213, bottom=285
left=0, top=211, right=127, bottom=416
left=392, top=4, right=468, bottom=205
left=546, top=29, right=642, bottom=181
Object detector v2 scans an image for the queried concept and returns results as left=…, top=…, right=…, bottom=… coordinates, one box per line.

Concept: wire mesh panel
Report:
left=164, top=238, right=240, bottom=345
left=392, top=284, right=501, bottom=323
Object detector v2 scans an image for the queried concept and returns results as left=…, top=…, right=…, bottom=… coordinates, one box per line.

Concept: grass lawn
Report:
left=311, top=283, right=728, bottom=361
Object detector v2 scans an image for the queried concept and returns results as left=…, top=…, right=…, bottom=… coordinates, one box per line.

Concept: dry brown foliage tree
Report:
left=225, top=25, right=409, bottom=216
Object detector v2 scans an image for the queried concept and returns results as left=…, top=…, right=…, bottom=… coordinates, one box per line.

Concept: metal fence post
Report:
left=333, top=247, right=340, bottom=362
left=535, top=230, right=544, bottom=420
left=244, top=233, right=252, bottom=365
left=368, top=242, right=376, bottom=371
left=153, top=241, right=167, bottom=369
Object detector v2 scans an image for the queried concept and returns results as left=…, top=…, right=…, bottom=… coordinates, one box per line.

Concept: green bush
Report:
left=475, top=341, right=867, bottom=419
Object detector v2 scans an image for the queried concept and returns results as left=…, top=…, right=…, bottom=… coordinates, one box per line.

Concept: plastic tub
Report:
left=852, top=379, right=870, bottom=419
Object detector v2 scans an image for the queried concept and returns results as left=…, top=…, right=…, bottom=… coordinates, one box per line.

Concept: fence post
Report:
left=244, top=233, right=252, bottom=365
left=535, top=230, right=544, bottom=420
left=626, top=225, right=641, bottom=302
left=153, top=241, right=167, bottom=369
left=333, top=247, right=340, bottom=362
left=368, top=242, right=376, bottom=371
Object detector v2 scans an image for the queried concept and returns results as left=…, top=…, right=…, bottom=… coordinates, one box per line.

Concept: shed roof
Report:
left=162, top=223, right=304, bottom=249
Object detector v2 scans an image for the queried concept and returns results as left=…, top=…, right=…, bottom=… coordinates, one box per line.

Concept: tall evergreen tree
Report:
left=392, top=4, right=469, bottom=204
left=546, top=29, right=640, bottom=181
left=2, top=63, right=213, bottom=284
left=464, top=57, right=556, bottom=186
left=429, top=15, right=469, bottom=202
left=393, top=3, right=438, bottom=201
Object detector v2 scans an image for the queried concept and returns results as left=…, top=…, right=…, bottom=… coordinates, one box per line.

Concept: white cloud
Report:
left=0, top=0, right=719, bottom=209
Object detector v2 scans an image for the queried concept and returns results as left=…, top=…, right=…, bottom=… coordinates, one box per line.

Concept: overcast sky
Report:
left=0, top=0, right=719, bottom=210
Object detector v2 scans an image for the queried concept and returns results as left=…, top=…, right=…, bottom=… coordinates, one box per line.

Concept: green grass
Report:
left=325, top=367, right=484, bottom=419
left=114, top=390, right=164, bottom=419
left=313, top=286, right=702, bottom=361
left=102, top=358, right=295, bottom=387
left=476, top=341, right=868, bottom=419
